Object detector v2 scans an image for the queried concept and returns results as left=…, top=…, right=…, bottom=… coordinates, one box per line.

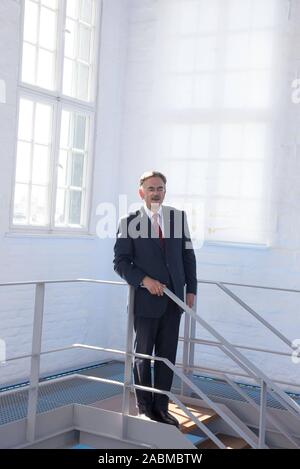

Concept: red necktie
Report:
left=152, top=213, right=165, bottom=249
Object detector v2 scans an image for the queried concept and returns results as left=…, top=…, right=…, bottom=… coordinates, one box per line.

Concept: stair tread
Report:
left=185, top=433, right=208, bottom=445
left=197, top=433, right=249, bottom=449
left=168, top=403, right=217, bottom=432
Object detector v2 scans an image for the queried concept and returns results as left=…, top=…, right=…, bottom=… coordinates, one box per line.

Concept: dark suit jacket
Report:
left=113, top=205, right=197, bottom=318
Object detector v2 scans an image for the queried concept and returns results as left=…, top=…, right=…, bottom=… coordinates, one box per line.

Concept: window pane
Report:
left=55, top=188, right=66, bottom=225
left=77, top=63, right=89, bottom=101
left=64, top=0, right=96, bottom=101
left=18, top=99, right=34, bottom=141
left=55, top=108, right=91, bottom=228
left=22, top=0, right=58, bottom=89
left=39, top=7, right=57, bottom=51
left=220, top=124, right=244, bottom=159
left=79, top=25, right=91, bottom=62
left=194, top=37, right=217, bottom=72
left=37, top=49, right=55, bottom=89
left=14, top=97, right=52, bottom=228
left=166, top=125, right=190, bottom=159
left=22, top=43, right=36, bottom=84
left=73, top=114, right=86, bottom=150
left=215, top=162, right=241, bottom=197
left=228, top=0, right=252, bottom=30
left=241, top=161, right=264, bottom=198
left=250, top=32, right=274, bottom=68
left=34, top=102, right=52, bottom=144
left=23, top=0, right=39, bottom=44
left=224, top=73, right=242, bottom=108
left=57, top=150, right=68, bottom=187
left=30, top=185, right=48, bottom=225
left=198, top=0, right=220, bottom=32
left=71, top=152, right=84, bottom=187
left=69, top=190, right=82, bottom=224
left=239, top=200, right=264, bottom=238
left=244, top=124, right=268, bottom=159
left=13, top=184, right=29, bottom=225
left=41, top=0, right=58, bottom=9
left=248, top=71, right=271, bottom=109
left=32, top=144, right=50, bottom=185
left=80, top=0, right=93, bottom=24
left=66, top=0, right=80, bottom=19
left=164, top=76, right=193, bottom=109
left=252, top=0, right=278, bottom=28
left=167, top=161, right=208, bottom=197
left=190, top=125, right=211, bottom=159
left=226, top=34, right=250, bottom=70
left=63, top=59, right=75, bottom=96
left=171, top=39, right=196, bottom=74
left=179, top=1, right=201, bottom=34
left=60, top=111, right=71, bottom=149
left=193, top=74, right=215, bottom=108
left=15, top=142, right=32, bottom=183
left=65, top=18, right=77, bottom=59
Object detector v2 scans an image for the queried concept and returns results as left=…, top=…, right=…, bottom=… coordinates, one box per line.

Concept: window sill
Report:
left=203, top=240, right=270, bottom=250
left=5, top=231, right=97, bottom=240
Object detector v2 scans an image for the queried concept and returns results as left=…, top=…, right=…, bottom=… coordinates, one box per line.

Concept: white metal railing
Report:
left=0, top=278, right=299, bottom=449
left=179, top=280, right=300, bottom=448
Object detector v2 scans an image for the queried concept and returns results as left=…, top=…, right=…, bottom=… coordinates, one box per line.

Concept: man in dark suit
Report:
left=113, top=171, right=197, bottom=426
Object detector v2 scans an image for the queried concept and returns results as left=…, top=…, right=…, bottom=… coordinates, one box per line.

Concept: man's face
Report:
left=139, top=176, right=166, bottom=211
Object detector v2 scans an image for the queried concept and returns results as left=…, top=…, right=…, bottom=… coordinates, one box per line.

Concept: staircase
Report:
left=91, top=393, right=254, bottom=449
left=168, top=402, right=250, bottom=449
left=1, top=278, right=300, bottom=449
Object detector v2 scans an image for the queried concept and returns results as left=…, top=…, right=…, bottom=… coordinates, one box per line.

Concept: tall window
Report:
left=155, top=0, right=283, bottom=245
left=12, top=0, right=99, bottom=231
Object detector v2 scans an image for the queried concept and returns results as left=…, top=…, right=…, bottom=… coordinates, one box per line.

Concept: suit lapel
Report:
left=162, top=205, right=173, bottom=259
left=139, top=206, right=164, bottom=253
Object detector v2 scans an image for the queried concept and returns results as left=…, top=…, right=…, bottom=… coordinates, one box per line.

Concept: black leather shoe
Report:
left=138, top=406, right=155, bottom=420
left=152, top=409, right=180, bottom=427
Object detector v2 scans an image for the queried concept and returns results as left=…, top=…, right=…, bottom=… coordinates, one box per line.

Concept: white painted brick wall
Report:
left=1, top=0, right=300, bottom=391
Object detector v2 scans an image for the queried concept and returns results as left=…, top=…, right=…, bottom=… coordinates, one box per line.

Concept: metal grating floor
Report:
left=0, top=360, right=299, bottom=426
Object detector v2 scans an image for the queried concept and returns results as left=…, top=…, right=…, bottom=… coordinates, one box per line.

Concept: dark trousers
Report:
left=133, top=299, right=181, bottom=411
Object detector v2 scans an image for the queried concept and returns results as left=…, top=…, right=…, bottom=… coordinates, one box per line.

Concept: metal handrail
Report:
left=75, top=343, right=258, bottom=448
left=197, top=279, right=300, bottom=294
left=165, top=286, right=300, bottom=414
left=178, top=336, right=292, bottom=357
left=0, top=278, right=258, bottom=448
left=197, top=279, right=295, bottom=350
left=75, top=366, right=227, bottom=448
left=164, top=287, right=300, bottom=447
left=0, top=341, right=237, bottom=449
left=0, top=277, right=299, bottom=449
left=175, top=362, right=300, bottom=390
left=221, top=373, right=300, bottom=449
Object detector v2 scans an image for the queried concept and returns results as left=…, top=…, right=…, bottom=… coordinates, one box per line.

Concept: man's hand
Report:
left=142, top=276, right=166, bottom=296
left=186, top=293, right=195, bottom=309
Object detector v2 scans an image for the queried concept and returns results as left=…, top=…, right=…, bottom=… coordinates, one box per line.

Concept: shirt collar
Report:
left=143, top=203, right=163, bottom=220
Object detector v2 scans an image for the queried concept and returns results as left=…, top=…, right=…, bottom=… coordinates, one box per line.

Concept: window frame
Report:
left=10, top=0, right=101, bottom=235
left=157, top=0, right=282, bottom=247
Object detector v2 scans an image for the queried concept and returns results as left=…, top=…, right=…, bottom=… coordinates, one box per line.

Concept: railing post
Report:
left=188, top=295, right=197, bottom=378
left=181, top=291, right=197, bottom=397
left=259, top=379, right=267, bottom=448
left=181, top=286, right=191, bottom=396
left=26, top=282, right=45, bottom=443
left=122, top=285, right=135, bottom=437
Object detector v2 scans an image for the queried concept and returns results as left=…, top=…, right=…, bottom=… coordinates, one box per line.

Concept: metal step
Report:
left=197, top=433, right=250, bottom=449
left=168, top=403, right=218, bottom=434
left=168, top=401, right=255, bottom=449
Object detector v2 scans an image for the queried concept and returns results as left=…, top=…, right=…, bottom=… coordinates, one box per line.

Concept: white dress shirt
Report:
left=143, top=203, right=164, bottom=236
